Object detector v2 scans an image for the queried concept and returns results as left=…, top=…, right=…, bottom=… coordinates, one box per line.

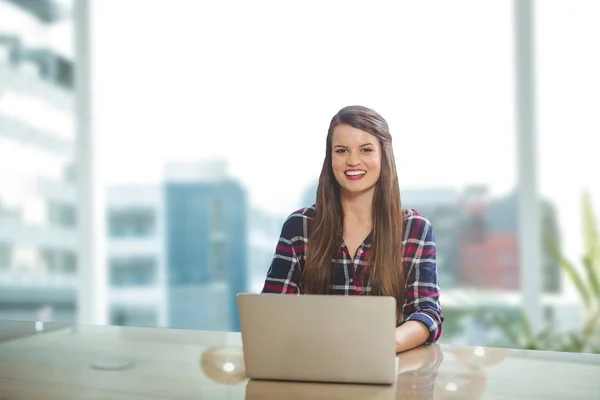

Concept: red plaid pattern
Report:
left=261, top=205, right=444, bottom=344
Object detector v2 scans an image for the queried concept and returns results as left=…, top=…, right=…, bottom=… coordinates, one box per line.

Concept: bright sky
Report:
left=89, top=0, right=599, bottom=263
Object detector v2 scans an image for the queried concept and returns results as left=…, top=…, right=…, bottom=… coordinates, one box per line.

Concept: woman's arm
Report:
left=396, top=213, right=444, bottom=352
left=395, top=321, right=430, bottom=353
left=261, top=211, right=304, bottom=294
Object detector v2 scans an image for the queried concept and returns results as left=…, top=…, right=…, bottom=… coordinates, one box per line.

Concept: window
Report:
left=108, top=208, right=156, bottom=238
left=48, top=201, right=76, bottom=228
left=110, top=257, right=157, bottom=286
left=41, top=249, right=77, bottom=275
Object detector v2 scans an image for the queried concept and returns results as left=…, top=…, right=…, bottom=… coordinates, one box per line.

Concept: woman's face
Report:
left=331, top=124, right=382, bottom=197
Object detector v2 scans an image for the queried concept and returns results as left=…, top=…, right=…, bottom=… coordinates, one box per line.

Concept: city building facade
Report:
left=106, top=161, right=249, bottom=331
left=0, top=0, right=77, bottom=322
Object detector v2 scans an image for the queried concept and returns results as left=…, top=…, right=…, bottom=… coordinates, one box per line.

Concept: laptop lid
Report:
left=237, top=293, right=397, bottom=385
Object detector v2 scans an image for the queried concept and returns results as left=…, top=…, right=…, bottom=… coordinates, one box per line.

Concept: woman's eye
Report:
left=335, top=149, right=347, bottom=153
left=362, top=148, right=373, bottom=152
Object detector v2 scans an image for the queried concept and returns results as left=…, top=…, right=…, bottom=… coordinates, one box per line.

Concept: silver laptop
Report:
left=237, top=293, right=398, bottom=385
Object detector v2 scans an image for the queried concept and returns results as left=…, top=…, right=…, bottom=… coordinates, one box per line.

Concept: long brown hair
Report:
left=302, top=105, right=406, bottom=322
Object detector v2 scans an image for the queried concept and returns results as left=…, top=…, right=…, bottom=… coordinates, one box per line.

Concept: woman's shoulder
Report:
left=402, top=208, right=434, bottom=237
left=279, top=204, right=316, bottom=236
left=286, top=204, right=316, bottom=220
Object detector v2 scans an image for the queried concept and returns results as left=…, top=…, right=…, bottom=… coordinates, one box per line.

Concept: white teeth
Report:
left=345, top=170, right=366, bottom=176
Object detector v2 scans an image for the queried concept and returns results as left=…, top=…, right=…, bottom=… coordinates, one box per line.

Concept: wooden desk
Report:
left=0, top=320, right=599, bottom=399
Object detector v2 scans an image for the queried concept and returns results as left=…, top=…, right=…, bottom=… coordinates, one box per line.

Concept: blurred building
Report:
left=0, top=0, right=77, bottom=322
left=107, top=185, right=166, bottom=327
left=165, top=161, right=248, bottom=332
left=460, top=186, right=562, bottom=293
left=106, top=161, right=249, bottom=331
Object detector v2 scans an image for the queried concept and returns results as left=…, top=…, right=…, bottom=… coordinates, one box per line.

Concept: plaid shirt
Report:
left=261, top=205, right=443, bottom=344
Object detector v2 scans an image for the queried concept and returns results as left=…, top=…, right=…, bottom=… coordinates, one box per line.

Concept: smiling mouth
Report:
left=345, top=170, right=367, bottom=176
left=345, top=170, right=366, bottom=180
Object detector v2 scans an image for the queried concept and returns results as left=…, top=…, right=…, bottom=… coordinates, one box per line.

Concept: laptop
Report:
left=237, top=293, right=399, bottom=385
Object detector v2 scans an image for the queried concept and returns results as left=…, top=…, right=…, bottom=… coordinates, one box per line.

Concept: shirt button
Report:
left=358, top=249, right=363, bottom=254
left=350, top=279, right=353, bottom=283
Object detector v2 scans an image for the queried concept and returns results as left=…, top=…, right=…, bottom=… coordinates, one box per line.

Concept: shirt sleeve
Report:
left=261, top=213, right=302, bottom=294
left=402, top=216, right=444, bottom=344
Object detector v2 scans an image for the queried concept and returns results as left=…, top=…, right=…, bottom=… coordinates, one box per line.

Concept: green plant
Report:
left=546, top=190, right=600, bottom=352
left=487, top=190, right=600, bottom=353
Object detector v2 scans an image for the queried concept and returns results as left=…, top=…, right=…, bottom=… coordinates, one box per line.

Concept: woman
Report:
left=261, top=105, right=443, bottom=353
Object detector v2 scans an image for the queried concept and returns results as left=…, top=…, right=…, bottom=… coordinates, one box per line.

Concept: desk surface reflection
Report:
left=0, top=320, right=599, bottom=399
